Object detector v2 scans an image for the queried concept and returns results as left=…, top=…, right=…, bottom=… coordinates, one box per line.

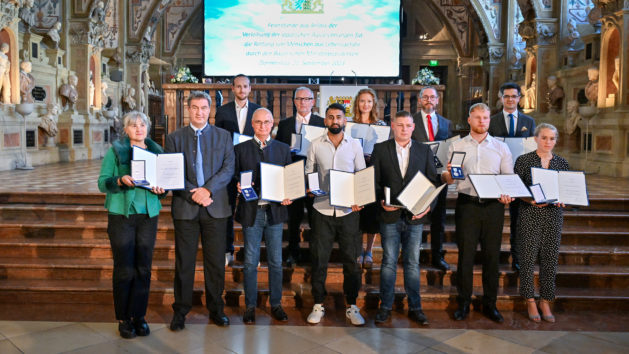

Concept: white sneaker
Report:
left=346, top=305, right=365, bottom=326
left=225, top=252, right=233, bottom=267
left=307, top=304, right=325, bottom=324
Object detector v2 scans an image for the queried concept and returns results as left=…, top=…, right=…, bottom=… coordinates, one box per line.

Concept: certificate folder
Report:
left=260, top=160, right=306, bottom=202
left=329, top=166, right=376, bottom=208
left=132, top=146, right=185, bottom=190
left=529, top=183, right=557, bottom=204
left=308, top=172, right=326, bottom=196
left=468, top=174, right=532, bottom=199
left=345, top=122, right=391, bottom=154
left=424, top=135, right=460, bottom=171
left=297, top=125, right=326, bottom=156
left=531, top=168, right=589, bottom=206
left=233, top=133, right=253, bottom=146
left=396, top=171, right=446, bottom=215
left=499, top=137, right=537, bottom=161
left=239, top=170, right=258, bottom=202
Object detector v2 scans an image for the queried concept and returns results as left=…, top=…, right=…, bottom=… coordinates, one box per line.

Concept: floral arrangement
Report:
left=170, top=66, right=198, bottom=83
left=411, top=68, right=440, bottom=85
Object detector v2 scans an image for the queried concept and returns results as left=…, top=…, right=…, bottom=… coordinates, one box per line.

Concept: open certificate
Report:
left=345, top=122, right=391, bottom=154
left=501, top=137, right=537, bottom=161
left=468, top=174, right=532, bottom=199
left=260, top=160, right=306, bottom=202
left=532, top=168, right=589, bottom=206
left=396, top=171, right=446, bottom=215
left=329, top=166, right=376, bottom=208
left=132, top=146, right=184, bottom=190
left=297, top=125, right=326, bottom=156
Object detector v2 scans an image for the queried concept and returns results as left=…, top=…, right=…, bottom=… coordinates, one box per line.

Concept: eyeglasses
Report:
left=502, top=95, right=520, bottom=100
left=252, top=120, right=273, bottom=126
left=421, top=96, right=437, bottom=101
left=294, top=97, right=314, bottom=102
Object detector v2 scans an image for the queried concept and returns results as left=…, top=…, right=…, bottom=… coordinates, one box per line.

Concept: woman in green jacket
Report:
left=98, top=111, right=166, bottom=339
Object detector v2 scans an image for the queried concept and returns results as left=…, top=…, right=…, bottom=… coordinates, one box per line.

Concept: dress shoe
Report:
left=243, top=307, right=255, bottom=324
left=210, top=312, right=230, bottom=326
left=454, top=303, right=470, bottom=321
left=512, top=262, right=520, bottom=271
left=118, top=320, right=136, bottom=339
left=169, top=312, right=185, bottom=331
left=483, top=306, right=504, bottom=323
left=374, top=308, right=391, bottom=323
left=432, top=258, right=450, bottom=271
left=271, top=306, right=288, bottom=321
left=285, top=255, right=297, bottom=267
left=408, top=309, right=429, bottom=325
left=132, top=317, right=150, bottom=336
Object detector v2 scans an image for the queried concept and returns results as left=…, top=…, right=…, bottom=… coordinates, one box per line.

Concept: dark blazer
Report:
left=165, top=124, right=235, bottom=219
left=234, top=139, right=293, bottom=227
left=411, top=112, right=453, bottom=142
left=489, top=111, right=536, bottom=137
left=371, top=139, right=441, bottom=225
left=215, top=101, right=262, bottom=136
left=275, top=113, right=325, bottom=161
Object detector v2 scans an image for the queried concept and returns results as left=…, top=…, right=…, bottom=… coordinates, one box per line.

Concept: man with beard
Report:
left=215, top=74, right=262, bottom=266
left=443, top=103, right=514, bottom=323
left=305, top=103, right=366, bottom=326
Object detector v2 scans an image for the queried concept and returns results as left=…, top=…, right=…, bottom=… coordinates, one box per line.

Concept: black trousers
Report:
left=225, top=180, right=237, bottom=254
left=310, top=210, right=362, bottom=305
left=287, top=195, right=315, bottom=258
left=107, top=213, right=158, bottom=321
left=455, top=195, right=504, bottom=307
left=429, top=185, right=448, bottom=258
left=509, top=200, right=520, bottom=263
left=172, top=208, right=227, bottom=316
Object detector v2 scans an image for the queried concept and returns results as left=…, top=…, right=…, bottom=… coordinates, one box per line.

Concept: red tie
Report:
left=426, top=115, right=435, bottom=142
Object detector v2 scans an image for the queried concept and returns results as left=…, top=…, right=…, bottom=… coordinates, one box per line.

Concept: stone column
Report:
left=486, top=43, right=505, bottom=109
left=532, top=18, right=558, bottom=113
left=620, top=3, right=629, bottom=106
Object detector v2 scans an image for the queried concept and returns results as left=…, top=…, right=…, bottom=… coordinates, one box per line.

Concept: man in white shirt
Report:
left=443, top=103, right=514, bottom=323
left=305, top=103, right=366, bottom=326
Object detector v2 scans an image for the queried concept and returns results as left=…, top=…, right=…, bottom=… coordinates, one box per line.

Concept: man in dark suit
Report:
left=214, top=74, right=262, bottom=266
left=165, top=91, right=235, bottom=330
left=411, top=86, right=453, bottom=271
left=275, top=87, right=325, bottom=266
left=372, top=110, right=441, bottom=325
left=234, top=108, right=293, bottom=324
left=489, top=82, right=536, bottom=272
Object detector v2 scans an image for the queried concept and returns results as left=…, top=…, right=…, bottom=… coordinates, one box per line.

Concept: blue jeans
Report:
left=379, top=218, right=423, bottom=311
left=243, top=207, right=283, bottom=308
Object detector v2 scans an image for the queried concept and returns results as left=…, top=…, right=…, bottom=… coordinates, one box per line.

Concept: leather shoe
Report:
left=483, top=306, right=504, bottom=323
left=374, top=308, right=391, bottom=323
left=132, top=317, right=150, bottom=336
left=210, top=312, right=230, bottom=326
left=408, top=309, right=429, bottom=325
left=285, top=255, right=297, bottom=267
left=169, top=313, right=185, bottom=331
left=118, top=320, right=136, bottom=339
left=271, top=306, right=288, bottom=321
left=454, top=303, right=470, bottom=321
left=432, top=258, right=450, bottom=271
left=243, top=307, right=255, bottom=324
left=512, top=262, right=520, bottom=271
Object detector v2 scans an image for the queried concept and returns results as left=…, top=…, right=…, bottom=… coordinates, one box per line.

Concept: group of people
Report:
left=98, top=76, right=568, bottom=339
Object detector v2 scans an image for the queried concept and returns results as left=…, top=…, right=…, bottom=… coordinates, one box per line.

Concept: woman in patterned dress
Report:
left=514, top=123, right=569, bottom=323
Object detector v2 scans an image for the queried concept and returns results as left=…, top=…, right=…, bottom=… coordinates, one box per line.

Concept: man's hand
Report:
left=498, top=194, right=514, bottom=205
left=191, top=187, right=211, bottom=205
left=151, top=186, right=165, bottom=195
left=200, top=197, right=213, bottom=207
left=380, top=200, right=399, bottom=212
left=411, top=206, right=430, bottom=220
left=441, top=163, right=454, bottom=185
left=351, top=204, right=364, bottom=212
left=281, top=198, right=292, bottom=206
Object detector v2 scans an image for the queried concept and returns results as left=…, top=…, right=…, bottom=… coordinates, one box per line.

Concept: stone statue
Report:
left=46, top=22, right=62, bottom=49
left=39, top=103, right=59, bottom=139
left=122, top=87, right=136, bottom=112
left=88, top=71, right=95, bottom=107
left=19, top=0, right=37, bottom=30
left=565, top=100, right=582, bottom=152
left=585, top=66, right=599, bottom=105
left=546, top=76, right=565, bottom=113
left=88, top=1, right=107, bottom=47
left=566, top=18, right=580, bottom=49
left=90, top=1, right=106, bottom=24
left=524, top=73, right=537, bottom=110
left=19, top=61, right=35, bottom=103
left=0, top=43, right=11, bottom=104
left=101, top=82, right=110, bottom=109
left=611, top=57, right=620, bottom=94
left=510, top=47, right=523, bottom=68
left=141, top=69, right=150, bottom=112
left=59, top=74, right=78, bottom=110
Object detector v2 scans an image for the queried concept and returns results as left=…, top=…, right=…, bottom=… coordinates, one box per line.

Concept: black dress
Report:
left=514, top=151, right=570, bottom=301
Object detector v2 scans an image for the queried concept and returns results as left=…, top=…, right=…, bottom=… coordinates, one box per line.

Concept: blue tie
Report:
left=508, top=113, right=515, bottom=137
left=195, top=130, right=204, bottom=187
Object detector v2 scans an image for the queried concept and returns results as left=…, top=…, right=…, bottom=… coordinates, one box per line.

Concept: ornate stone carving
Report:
left=524, top=73, right=537, bottom=110
left=126, top=42, right=154, bottom=64
left=510, top=47, right=524, bottom=69
left=19, top=61, right=35, bottom=103
left=518, top=20, right=536, bottom=47
left=587, top=4, right=602, bottom=32
left=585, top=66, right=599, bottom=105
left=122, top=86, right=137, bottom=113
left=0, top=42, right=11, bottom=104
left=46, top=22, right=62, bottom=48
left=536, top=22, right=557, bottom=45
left=0, top=0, right=20, bottom=30
left=59, top=74, right=78, bottom=110
left=69, top=22, right=89, bottom=46
left=488, top=46, right=504, bottom=64
left=546, top=76, right=565, bottom=113
left=566, top=18, right=581, bottom=50
left=19, top=0, right=36, bottom=30
left=87, top=1, right=107, bottom=47
left=39, top=103, right=59, bottom=139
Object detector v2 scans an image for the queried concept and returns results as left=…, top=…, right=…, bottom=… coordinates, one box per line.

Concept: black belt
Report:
left=458, top=193, right=497, bottom=205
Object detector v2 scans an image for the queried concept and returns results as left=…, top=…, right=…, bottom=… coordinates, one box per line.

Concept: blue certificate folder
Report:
left=240, top=170, right=258, bottom=202
left=131, top=146, right=185, bottom=190
left=449, top=151, right=466, bottom=180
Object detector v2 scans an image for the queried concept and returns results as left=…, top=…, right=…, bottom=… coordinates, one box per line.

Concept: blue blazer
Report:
left=234, top=139, right=293, bottom=227
left=489, top=111, right=536, bottom=138
left=165, top=124, right=235, bottom=219
left=215, top=101, right=262, bottom=136
left=411, top=112, right=453, bottom=142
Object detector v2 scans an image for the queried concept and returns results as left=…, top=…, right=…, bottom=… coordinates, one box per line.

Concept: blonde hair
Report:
left=352, top=88, right=379, bottom=124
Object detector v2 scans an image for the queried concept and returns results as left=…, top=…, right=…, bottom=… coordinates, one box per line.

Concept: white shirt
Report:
left=421, top=111, right=439, bottom=141
left=295, top=112, right=312, bottom=134
left=236, top=101, right=249, bottom=134
left=395, top=140, right=412, bottom=178
left=447, top=134, right=513, bottom=197
left=502, top=110, right=518, bottom=135
left=305, top=132, right=366, bottom=217
left=253, top=135, right=271, bottom=205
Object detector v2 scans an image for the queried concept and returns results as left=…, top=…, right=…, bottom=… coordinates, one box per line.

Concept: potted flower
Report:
left=170, top=66, right=199, bottom=83
left=411, top=68, right=440, bottom=85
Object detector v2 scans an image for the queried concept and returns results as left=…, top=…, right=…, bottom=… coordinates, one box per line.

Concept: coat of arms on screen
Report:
left=282, top=0, right=324, bottom=14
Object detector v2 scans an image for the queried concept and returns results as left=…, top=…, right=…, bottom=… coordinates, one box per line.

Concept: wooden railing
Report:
left=162, top=84, right=445, bottom=133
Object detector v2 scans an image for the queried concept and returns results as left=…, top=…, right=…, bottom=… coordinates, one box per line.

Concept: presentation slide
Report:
left=203, top=0, right=400, bottom=77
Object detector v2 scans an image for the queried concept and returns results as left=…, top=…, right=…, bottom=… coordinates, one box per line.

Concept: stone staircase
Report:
left=0, top=190, right=628, bottom=313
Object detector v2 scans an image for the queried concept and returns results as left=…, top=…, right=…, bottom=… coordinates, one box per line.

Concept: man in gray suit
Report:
left=165, top=91, right=235, bottom=330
